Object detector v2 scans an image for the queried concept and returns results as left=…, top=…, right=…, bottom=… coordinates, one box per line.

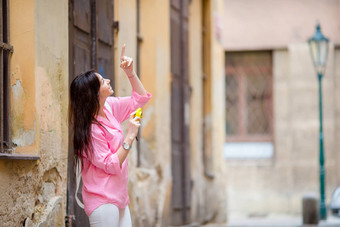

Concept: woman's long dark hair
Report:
left=69, top=70, right=101, bottom=168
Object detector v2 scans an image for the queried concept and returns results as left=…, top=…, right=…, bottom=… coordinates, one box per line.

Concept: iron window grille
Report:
left=1, top=0, right=14, bottom=153
left=225, top=51, right=273, bottom=142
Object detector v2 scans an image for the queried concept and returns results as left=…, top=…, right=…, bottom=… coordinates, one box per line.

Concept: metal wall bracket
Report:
left=113, top=20, right=119, bottom=32
left=0, top=42, right=14, bottom=53
left=137, top=33, right=143, bottom=42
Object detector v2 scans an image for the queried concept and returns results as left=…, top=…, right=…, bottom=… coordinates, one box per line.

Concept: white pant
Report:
left=89, top=204, right=132, bottom=227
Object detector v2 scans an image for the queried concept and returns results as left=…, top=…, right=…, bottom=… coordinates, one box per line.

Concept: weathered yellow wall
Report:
left=0, top=0, right=68, bottom=226
left=115, top=0, right=172, bottom=226
left=34, top=0, right=69, bottom=224
left=0, top=0, right=227, bottom=226
left=1, top=0, right=227, bottom=226
left=205, top=0, right=227, bottom=223
left=138, top=0, right=172, bottom=225
left=115, top=0, right=226, bottom=226
left=189, top=0, right=227, bottom=223
left=10, top=0, right=36, bottom=154
left=189, top=0, right=205, bottom=222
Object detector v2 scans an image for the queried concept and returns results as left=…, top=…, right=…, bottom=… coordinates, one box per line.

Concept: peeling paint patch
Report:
left=12, top=122, right=36, bottom=147
left=12, top=79, right=34, bottom=145
left=12, top=80, right=24, bottom=101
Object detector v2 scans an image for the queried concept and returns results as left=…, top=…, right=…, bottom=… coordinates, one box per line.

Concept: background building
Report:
left=223, top=0, right=340, bottom=219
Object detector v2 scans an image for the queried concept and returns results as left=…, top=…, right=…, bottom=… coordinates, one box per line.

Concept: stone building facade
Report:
left=0, top=0, right=68, bottom=226
left=0, top=0, right=227, bottom=226
left=223, top=0, right=340, bottom=219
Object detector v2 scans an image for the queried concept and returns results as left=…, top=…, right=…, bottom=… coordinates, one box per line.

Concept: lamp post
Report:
left=308, top=24, right=329, bottom=220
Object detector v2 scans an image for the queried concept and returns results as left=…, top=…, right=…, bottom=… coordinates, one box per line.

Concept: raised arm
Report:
left=120, top=44, right=148, bottom=96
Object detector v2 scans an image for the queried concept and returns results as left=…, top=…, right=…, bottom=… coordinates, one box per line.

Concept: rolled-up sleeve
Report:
left=88, top=128, right=121, bottom=175
left=106, top=90, right=152, bottom=123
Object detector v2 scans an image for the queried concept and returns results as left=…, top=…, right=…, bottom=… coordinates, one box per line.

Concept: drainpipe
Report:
left=136, top=0, right=143, bottom=167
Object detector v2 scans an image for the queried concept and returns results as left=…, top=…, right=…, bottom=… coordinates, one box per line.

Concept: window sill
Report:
left=224, top=142, right=274, bottom=159
left=0, top=153, right=40, bottom=160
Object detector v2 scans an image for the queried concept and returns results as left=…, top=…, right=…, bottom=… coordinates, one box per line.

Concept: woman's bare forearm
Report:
left=126, top=71, right=147, bottom=96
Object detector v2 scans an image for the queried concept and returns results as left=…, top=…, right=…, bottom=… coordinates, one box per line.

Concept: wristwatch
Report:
left=123, top=142, right=131, bottom=151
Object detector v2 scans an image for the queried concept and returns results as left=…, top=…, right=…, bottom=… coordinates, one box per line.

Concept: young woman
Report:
left=69, top=44, right=151, bottom=227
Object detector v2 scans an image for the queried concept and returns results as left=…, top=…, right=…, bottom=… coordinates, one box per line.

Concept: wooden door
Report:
left=67, top=0, right=115, bottom=226
left=170, top=0, right=191, bottom=225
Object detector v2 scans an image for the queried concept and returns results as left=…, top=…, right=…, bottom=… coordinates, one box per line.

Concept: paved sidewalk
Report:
left=203, top=216, right=340, bottom=227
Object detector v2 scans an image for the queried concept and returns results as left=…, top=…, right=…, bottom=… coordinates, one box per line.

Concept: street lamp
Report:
left=308, top=24, right=329, bottom=220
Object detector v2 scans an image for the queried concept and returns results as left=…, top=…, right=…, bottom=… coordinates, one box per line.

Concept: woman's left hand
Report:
left=120, top=44, right=134, bottom=76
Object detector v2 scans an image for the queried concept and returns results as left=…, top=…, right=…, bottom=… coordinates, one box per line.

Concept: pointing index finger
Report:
left=121, top=44, right=126, bottom=61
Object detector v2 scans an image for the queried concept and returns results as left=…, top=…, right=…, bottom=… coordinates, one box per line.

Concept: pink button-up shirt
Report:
left=81, top=90, right=151, bottom=216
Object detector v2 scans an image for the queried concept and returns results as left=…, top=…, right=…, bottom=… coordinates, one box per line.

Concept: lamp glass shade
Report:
left=308, top=25, right=329, bottom=75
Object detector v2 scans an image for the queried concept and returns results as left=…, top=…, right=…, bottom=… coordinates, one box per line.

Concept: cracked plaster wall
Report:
left=121, top=0, right=227, bottom=226
left=0, top=0, right=68, bottom=226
